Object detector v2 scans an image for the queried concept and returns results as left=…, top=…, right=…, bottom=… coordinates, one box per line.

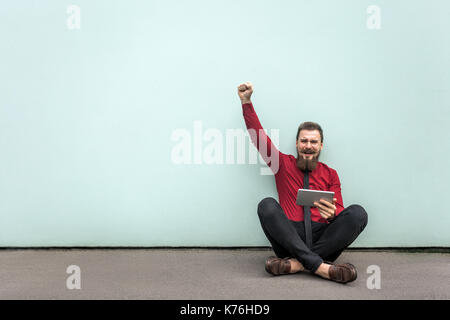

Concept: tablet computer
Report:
left=296, top=189, right=335, bottom=207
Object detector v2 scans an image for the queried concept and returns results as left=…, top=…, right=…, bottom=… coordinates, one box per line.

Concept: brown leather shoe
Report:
left=265, top=256, right=291, bottom=276
left=328, top=263, right=357, bottom=283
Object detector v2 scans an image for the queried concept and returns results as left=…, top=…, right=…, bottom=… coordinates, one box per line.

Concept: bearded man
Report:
left=238, top=82, right=368, bottom=284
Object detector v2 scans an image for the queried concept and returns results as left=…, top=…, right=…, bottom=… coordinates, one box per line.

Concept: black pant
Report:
left=257, top=197, right=368, bottom=272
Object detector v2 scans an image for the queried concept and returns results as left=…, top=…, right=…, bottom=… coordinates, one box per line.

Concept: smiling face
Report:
left=296, top=129, right=323, bottom=171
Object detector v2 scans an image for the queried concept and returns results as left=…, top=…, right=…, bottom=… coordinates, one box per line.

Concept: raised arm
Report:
left=237, top=82, right=281, bottom=174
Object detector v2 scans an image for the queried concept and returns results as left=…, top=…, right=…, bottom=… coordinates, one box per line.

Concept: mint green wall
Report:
left=1, top=1, right=449, bottom=247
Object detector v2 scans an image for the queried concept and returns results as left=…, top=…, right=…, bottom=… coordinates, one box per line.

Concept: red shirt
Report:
left=242, top=102, right=345, bottom=223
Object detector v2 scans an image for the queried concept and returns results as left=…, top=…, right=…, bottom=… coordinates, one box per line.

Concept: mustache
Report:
left=296, top=149, right=321, bottom=171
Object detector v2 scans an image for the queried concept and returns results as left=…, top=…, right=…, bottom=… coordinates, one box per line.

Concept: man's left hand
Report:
left=314, top=198, right=337, bottom=220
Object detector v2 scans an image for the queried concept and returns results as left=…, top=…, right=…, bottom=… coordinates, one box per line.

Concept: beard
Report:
left=296, top=149, right=321, bottom=171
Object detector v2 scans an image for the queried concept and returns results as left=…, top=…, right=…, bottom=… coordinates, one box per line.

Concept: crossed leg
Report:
left=257, top=198, right=368, bottom=274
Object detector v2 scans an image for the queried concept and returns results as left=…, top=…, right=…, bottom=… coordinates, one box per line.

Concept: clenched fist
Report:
left=237, top=82, right=253, bottom=104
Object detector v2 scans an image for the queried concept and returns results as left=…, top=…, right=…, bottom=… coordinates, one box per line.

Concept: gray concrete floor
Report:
left=0, top=248, right=449, bottom=300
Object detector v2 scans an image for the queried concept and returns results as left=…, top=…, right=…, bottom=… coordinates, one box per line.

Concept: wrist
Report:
left=241, top=99, right=252, bottom=105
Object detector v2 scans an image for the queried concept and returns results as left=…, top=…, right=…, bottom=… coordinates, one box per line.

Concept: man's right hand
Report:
left=237, top=82, right=253, bottom=104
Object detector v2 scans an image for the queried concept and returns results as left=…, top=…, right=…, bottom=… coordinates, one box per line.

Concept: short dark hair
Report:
left=296, top=122, right=323, bottom=142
